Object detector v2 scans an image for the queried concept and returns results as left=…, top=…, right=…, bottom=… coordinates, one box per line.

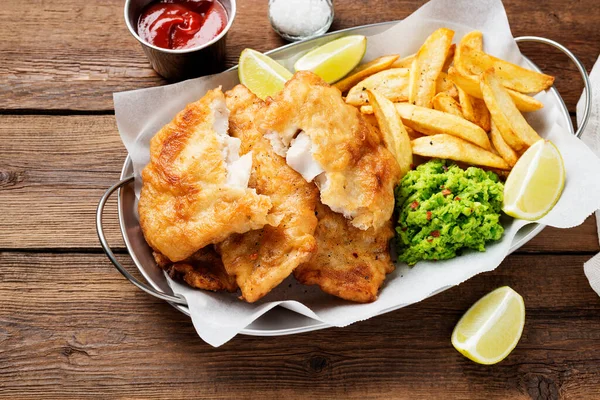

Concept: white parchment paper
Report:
left=113, top=0, right=600, bottom=347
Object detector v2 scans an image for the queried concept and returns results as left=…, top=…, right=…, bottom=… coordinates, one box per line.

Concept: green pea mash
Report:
left=395, top=159, right=504, bottom=265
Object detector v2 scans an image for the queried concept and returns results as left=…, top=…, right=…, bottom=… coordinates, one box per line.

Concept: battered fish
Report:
left=217, top=85, right=319, bottom=303
left=294, top=202, right=395, bottom=303
left=139, top=88, right=272, bottom=262
left=261, top=71, right=400, bottom=230
left=154, top=249, right=237, bottom=293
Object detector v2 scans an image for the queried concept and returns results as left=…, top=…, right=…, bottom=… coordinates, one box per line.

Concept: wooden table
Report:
left=2, top=0, right=599, bottom=398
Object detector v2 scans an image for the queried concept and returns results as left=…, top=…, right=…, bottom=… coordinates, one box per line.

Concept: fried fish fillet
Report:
left=139, top=88, right=272, bottom=262
left=153, top=248, right=237, bottom=292
left=216, top=85, right=319, bottom=303
left=261, top=71, right=400, bottom=231
left=294, top=202, right=395, bottom=303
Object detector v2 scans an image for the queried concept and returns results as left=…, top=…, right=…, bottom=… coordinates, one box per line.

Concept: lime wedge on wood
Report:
left=452, top=286, right=525, bottom=365
left=294, top=35, right=367, bottom=84
left=503, top=139, right=565, bottom=221
left=239, top=48, right=293, bottom=100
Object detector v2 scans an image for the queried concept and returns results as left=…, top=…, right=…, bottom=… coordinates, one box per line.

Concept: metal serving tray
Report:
left=97, top=21, right=592, bottom=337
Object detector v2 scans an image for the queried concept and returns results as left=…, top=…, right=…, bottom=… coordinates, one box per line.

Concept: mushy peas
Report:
left=395, top=159, right=504, bottom=265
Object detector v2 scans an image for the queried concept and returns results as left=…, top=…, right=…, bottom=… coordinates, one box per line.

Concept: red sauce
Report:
left=137, top=0, right=227, bottom=50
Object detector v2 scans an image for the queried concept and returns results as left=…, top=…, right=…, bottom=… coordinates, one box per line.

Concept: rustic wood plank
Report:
left=1, top=115, right=598, bottom=251
left=0, top=251, right=598, bottom=398
left=0, top=115, right=126, bottom=249
left=1, top=0, right=597, bottom=111
left=524, top=222, right=599, bottom=253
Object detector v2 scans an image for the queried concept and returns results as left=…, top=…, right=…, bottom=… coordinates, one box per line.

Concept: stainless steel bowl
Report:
left=124, top=0, right=236, bottom=80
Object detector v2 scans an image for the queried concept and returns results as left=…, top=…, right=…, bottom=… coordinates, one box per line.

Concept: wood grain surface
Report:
left=1, top=0, right=599, bottom=398
left=1, top=252, right=599, bottom=399
left=1, top=0, right=598, bottom=112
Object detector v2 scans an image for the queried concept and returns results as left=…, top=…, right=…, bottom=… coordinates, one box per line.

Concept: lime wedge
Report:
left=452, top=286, right=525, bottom=365
left=239, top=48, right=293, bottom=100
left=503, top=139, right=565, bottom=220
left=294, top=35, right=367, bottom=84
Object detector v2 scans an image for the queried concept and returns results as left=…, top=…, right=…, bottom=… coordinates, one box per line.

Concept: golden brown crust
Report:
left=153, top=249, right=238, bottom=293
left=138, top=88, right=272, bottom=262
left=294, top=202, right=395, bottom=303
left=261, top=71, right=400, bottom=230
left=217, top=85, right=319, bottom=303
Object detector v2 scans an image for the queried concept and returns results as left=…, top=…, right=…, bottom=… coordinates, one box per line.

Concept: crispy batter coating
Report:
left=138, top=88, right=272, bottom=262
left=294, top=202, right=395, bottom=303
left=153, top=249, right=237, bottom=293
left=261, top=71, right=400, bottom=230
left=217, top=85, right=319, bottom=303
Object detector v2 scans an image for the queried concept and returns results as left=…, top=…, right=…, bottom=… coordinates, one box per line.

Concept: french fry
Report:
left=346, top=68, right=410, bottom=106
left=443, top=44, right=456, bottom=72
left=408, top=28, right=455, bottom=107
left=472, top=97, right=491, bottom=132
left=411, top=134, right=510, bottom=170
left=448, top=66, right=487, bottom=97
left=334, top=55, right=400, bottom=93
left=473, top=97, right=491, bottom=131
left=368, top=90, right=412, bottom=178
left=436, top=72, right=458, bottom=98
left=448, top=67, right=544, bottom=112
left=463, top=31, right=483, bottom=50
left=360, top=105, right=424, bottom=143
left=391, top=53, right=415, bottom=68
left=432, top=92, right=463, bottom=118
left=454, top=31, right=483, bottom=75
left=460, top=46, right=555, bottom=93
left=490, top=121, right=518, bottom=167
left=457, top=86, right=476, bottom=122
left=480, top=68, right=542, bottom=149
left=406, top=126, right=424, bottom=140
left=395, top=103, right=491, bottom=150
left=457, top=86, right=491, bottom=131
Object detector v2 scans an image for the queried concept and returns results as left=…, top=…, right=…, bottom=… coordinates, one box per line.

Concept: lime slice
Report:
left=294, top=35, right=367, bottom=84
left=503, top=139, right=565, bottom=220
left=452, top=286, right=525, bottom=365
left=238, top=48, right=293, bottom=100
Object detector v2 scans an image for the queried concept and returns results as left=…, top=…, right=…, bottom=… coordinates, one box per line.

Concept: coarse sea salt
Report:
left=269, top=0, right=333, bottom=40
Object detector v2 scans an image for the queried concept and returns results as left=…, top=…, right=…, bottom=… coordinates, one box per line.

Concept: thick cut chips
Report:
left=368, top=90, right=412, bottom=178
left=490, top=121, right=519, bottom=167
left=334, top=55, right=399, bottom=93
left=346, top=68, right=410, bottom=106
left=408, top=28, right=455, bottom=107
left=432, top=92, right=463, bottom=118
left=461, top=46, right=555, bottom=93
left=480, top=68, right=542, bottom=150
left=411, top=134, right=510, bottom=170
left=448, top=67, right=544, bottom=112
left=395, top=103, right=491, bottom=150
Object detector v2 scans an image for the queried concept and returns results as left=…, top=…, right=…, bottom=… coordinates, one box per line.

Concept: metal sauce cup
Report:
left=124, top=0, right=236, bottom=81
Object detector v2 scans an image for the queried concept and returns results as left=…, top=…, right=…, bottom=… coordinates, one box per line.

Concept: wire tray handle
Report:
left=515, top=36, right=592, bottom=138
left=96, top=176, right=188, bottom=306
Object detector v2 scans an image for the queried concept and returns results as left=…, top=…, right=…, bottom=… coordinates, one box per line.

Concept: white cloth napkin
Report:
left=579, top=57, right=600, bottom=294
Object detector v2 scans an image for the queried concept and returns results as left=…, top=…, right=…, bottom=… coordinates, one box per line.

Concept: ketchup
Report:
left=137, top=0, right=228, bottom=50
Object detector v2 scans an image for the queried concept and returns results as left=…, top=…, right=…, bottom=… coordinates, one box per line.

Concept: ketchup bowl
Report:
left=124, top=0, right=236, bottom=80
